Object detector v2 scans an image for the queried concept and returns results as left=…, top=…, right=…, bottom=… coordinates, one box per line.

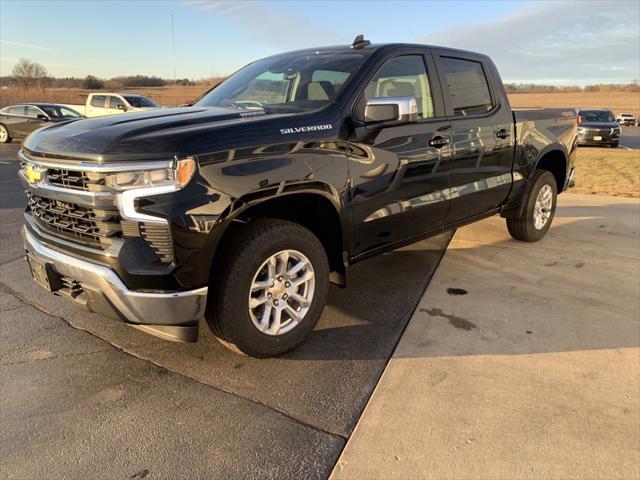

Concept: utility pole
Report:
left=171, top=14, right=177, bottom=106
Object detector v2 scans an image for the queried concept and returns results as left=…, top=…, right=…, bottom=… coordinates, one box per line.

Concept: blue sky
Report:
left=1, top=0, right=639, bottom=85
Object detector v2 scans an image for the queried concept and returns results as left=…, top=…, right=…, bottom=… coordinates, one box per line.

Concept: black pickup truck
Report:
left=19, top=37, right=577, bottom=357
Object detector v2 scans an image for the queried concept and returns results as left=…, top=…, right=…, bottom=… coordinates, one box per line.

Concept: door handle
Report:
left=496, top=129, right=511, bottom=139
left=429, top=136, right=450, bottom=148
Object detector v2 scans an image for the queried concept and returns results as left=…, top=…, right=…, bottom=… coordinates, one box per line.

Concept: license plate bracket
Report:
left=26, top=255, right=62, bottom=292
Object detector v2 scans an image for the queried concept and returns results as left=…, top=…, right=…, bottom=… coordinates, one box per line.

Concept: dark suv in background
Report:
left=577, top=109, right=621, bottom=147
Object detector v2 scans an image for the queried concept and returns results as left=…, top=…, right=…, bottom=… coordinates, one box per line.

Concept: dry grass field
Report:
left=508, top=91, right=640, bottom=118
left=572, top=147, right=639, bottom=198
left=2, top=86, right=639, bottom=114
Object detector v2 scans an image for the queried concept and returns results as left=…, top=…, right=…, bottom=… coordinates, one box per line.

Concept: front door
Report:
left=349, top=54, right=453, bottom=258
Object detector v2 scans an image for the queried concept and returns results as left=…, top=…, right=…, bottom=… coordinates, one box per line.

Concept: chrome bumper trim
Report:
left=22, top=227, right=208, bottom=338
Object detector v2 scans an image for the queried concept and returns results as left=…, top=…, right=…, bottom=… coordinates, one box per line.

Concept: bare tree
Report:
left=12, top=59, right=48, bottom=90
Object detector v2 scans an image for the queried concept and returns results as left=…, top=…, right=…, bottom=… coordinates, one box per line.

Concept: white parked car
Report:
left=616, top=112, right=637, bottom=126
left=64, top=93, right=160, bottom=118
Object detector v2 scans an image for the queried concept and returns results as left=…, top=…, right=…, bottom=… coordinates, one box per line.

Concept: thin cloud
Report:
left=1, top=40, right=56, bottom=52
left=185, top=0, right=339, bottom=48
left=419, top=1, right=640, bottom=85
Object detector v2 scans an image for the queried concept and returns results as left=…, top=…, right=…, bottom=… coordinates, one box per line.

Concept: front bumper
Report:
left=22, top=227, right=208, bottom=342
left=578, top=130, right=620, bottom=145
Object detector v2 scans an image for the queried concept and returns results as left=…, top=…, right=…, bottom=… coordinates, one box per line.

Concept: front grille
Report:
left=40, top=168, right=106, bottom=192
left=27, top=192, right=121, bottom=246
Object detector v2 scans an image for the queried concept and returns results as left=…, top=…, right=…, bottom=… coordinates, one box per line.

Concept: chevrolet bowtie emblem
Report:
left=25, top=165, right=44, bottom=184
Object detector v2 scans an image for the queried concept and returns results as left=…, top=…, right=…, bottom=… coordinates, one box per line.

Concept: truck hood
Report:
left=23, top=106, right=289, bottom=162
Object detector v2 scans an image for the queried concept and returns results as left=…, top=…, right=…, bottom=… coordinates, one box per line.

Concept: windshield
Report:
left=195, top=52, right=368, bottom=113
left=123, top=95, right=158, bottom=108
left=580, top=110, right=615, bottom=123
left=39, top=105, right=82, bottom=118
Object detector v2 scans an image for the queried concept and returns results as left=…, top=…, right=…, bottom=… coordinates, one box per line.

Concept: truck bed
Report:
left=513, top=108, right=577, bottom=154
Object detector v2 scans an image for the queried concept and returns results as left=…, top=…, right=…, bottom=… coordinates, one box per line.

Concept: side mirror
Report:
left=364, top=96, right=418, bottom=127
left=36, top=114, right=49, bottom=121
left=117, top=104, right=127, bottom=111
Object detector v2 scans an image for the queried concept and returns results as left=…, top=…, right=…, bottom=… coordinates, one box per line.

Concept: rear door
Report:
left=432, top=52, right=515, bottom=222
left=5, top=106, right=30, bottom=137
left=349, top=52, right=453, bottom=258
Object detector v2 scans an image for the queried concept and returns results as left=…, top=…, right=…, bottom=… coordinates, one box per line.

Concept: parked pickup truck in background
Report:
left=64, top=92, right=159, bottom=117
left=616, top=112, right=637, bottom=127
left=19, top=36, right=577, bottom=357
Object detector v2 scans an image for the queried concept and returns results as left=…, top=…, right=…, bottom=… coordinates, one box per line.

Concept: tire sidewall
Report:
left=215, top=223, right=329, bottom=357
left=524, top=171, right=557, bottom=241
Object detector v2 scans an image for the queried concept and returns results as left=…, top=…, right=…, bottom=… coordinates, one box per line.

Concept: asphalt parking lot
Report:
left=0, top=143, right=452, bottom=479
left=618, top=125, right=640, bottom=149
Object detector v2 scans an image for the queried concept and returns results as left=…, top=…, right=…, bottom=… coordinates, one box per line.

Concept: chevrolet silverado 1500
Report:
left=19, top=37, right=577, bottom=357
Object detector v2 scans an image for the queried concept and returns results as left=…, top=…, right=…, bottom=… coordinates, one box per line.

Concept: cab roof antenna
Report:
left=351, top=34, right=371, bottom=49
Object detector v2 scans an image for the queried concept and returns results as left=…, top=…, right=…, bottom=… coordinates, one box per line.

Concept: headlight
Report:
left=105, top=158, right=196, bottom=191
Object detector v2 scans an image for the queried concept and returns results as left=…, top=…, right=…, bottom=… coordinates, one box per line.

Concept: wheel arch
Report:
left=501, top=145, right=567, bottom=219
left=532, top=147, right=567, bottom=193
left=209, top=186, right=349, bottom=287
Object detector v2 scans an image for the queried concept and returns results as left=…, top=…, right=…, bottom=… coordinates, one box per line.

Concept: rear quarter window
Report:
left=440, top=57, right=493, bottom=116
left=90, top=95, right=106, bottom=108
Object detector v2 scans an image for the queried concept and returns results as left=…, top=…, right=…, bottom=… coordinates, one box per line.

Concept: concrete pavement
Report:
left=332, top=193, right=640, bottom=480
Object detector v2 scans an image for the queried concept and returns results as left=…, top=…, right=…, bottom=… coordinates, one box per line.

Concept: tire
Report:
left=206, top=219, right=329, bottom=357
left=506, top=170, right=557, bottom=242
left=610, top=142, right=619, bottom=148
left=0, top=124, right=11, bottom=144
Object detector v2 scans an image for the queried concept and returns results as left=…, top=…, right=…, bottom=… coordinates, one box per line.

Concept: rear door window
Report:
left=90, top=95, right=106, bottom=108
left=440, top=57, right=493, bottom=116
left=8, top=106, right=26, bottom=115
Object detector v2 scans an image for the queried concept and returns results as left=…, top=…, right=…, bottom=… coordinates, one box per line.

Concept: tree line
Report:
left=1, top=59, right=204, bottom=91
left=4, top=58, right=640, bottom=94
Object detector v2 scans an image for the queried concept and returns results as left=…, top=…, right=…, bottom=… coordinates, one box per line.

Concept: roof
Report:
left=265, top=42, right=488, bottom=60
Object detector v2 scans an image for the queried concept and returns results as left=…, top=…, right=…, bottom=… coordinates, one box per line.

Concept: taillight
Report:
left=577, top=115, right=582, bottom=125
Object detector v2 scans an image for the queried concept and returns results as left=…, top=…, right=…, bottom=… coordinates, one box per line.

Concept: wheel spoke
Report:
left=292, top=270, right=313, bottom=287
left=277, top=251, right=289, bottom=276
left=291, top=293, right=310, bottom=307
left=259, top=306, right=272, bottom=330
left=249, top=295, right=268, bottom=309
left=267, top=256, right=277, bottom=282
left=287, top=260, right=307, bottom=276
left=285, top=305, right=301, bottom=322
left=251, top=280, right=271, bottom=292
left=271, top=307, right=282, bottom=334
